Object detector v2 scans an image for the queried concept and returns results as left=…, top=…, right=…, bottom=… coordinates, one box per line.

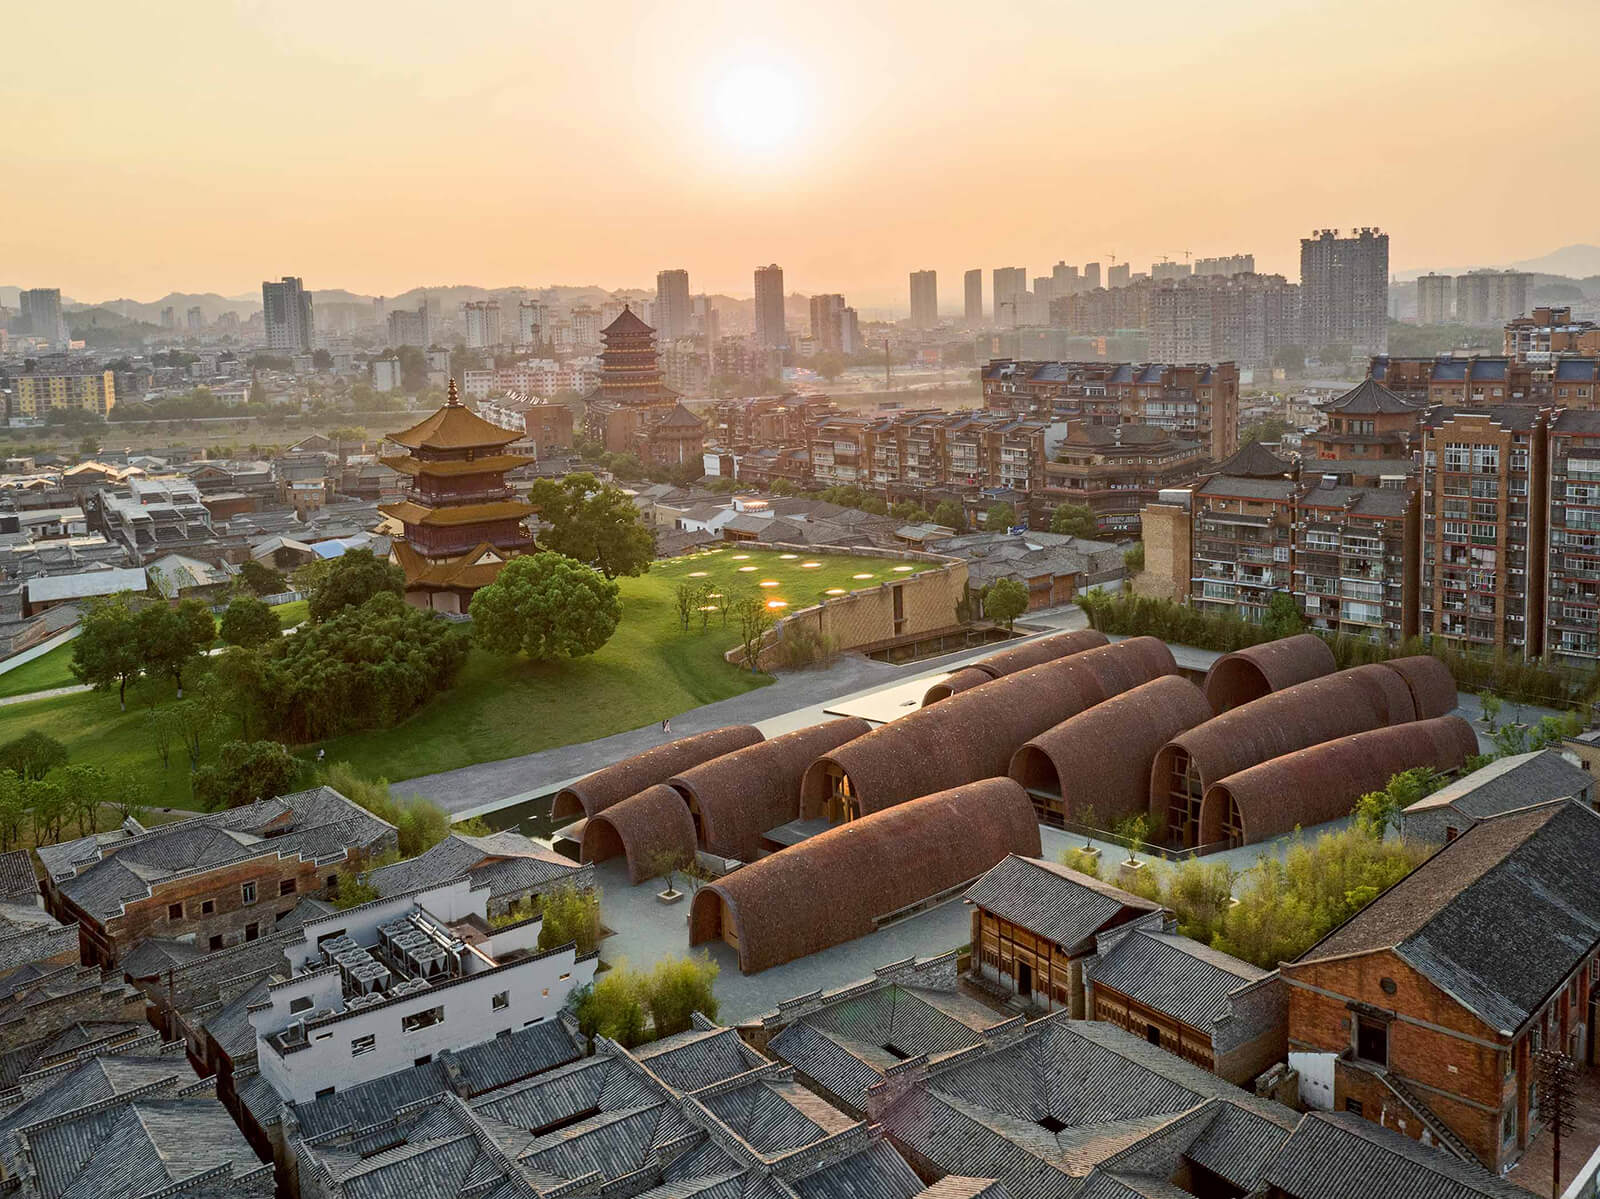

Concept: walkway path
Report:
left=0, top=684, right=89, bottom=707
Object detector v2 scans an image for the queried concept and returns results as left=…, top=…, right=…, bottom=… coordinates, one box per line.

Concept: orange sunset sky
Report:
left=6, top=0, right=1596, bottom=308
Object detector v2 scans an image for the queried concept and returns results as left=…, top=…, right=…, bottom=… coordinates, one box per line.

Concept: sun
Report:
left=712, top=63, right=801, bottom=151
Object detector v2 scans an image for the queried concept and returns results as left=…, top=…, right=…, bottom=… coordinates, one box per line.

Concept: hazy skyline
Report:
left=7, top=0, right=1597, bottom=307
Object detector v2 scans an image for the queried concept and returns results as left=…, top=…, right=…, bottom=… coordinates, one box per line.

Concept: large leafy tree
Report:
left=985, top=577, right=1029, bottom=629
left=192, top=739, right=302, bottom=810
left=306, top=548, right=405, bottom=622
left=1050, top=503, right=1099, bottom=539
left=470, top=552, right=622, bottom=661
left=931, top=500, right=965, bottom=532
left=985, top=502, right=1017, bottom=532
left=237, top=560, right=286, bottom=597
left=220, top=596, right=283, bottom=649
left=529, top=472, right=655, bottom=578
left=71, top=593, right=144, bottom=710
left=0, top=731, right=67, bottom=781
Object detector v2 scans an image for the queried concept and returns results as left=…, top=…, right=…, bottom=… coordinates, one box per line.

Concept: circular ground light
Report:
left=738, top=566, right=757, bottom=572
left=758, top=580, right=780, bottom=588
left=853, top=573, right=874, bottom=580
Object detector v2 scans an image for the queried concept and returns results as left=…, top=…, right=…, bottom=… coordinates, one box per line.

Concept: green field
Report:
left=0, top=549, right=932, bottom=807
left=0, top=642, right=77, bottom=698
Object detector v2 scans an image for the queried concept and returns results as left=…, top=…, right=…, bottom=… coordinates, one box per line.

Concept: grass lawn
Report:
left=272, top=599, right=309, bottom=629
left=0, top=641, right=77, bottom=698
left=0, top=548, right=936, bottom=806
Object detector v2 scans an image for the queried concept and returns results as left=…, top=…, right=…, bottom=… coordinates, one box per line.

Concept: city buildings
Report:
left=963, top=266, right=983, bottom=324
left=386, top=302, right=429, bottom=347
left=1299, top=227, right=1389, bottom=356
left=515, top=297, right=541, bottom=345
left=1456, top=268, right=1531, bottom=325
left=581, top=306, right=704, bottom=466
left=1504, top=305, right=1600, bottom=361
left=993, top=265, right=1027, bottom=326
left=1147, top=272, right=1302, bottom=367
left=461, top=299, right=502, bottom=349
left=261, top=276, right=314, bottom=353
left=808, top=292, right=847, bottom=353
left=1194, top=252, right=1255, bottom=276
left=379, top=379, right=538, bottom=612
left=909, top=268, right=937, bottom=328
left=1542, top=407, right=1600, bottom=661
left=753, top=262, right=785, bottom=350
left=1417, top=272, right=1454, bottom=324
left=654, top=267, right=691, bottom=338
left=7, top=370, right=116, bottom=421
left=18, top=287, right=64, bottom=347
left=1040, top=421, right=1209, bottom=535
left=1301, top=376, right=1425, bottom=461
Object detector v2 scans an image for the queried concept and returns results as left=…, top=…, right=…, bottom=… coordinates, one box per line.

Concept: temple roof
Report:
left=602, top=304, right=654, bottom=337
left=1318, top=377, right=1423, bottom=415
left=657, top=402, right=705, bottom=429
left=1211, top=440, right=1294, bottom=478
left=380, top=498, right=536, bottom=528
left=393, top=540, right=516, bottom=590
left=386, top=380, right=523, bottom=451
left=380, top=453, right=530, bottom=478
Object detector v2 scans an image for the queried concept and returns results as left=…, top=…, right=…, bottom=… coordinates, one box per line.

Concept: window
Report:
left=1503, top=1104, right=1517, bottom=1142
left=208, top=935, right=223, bottom=952
left=1355, top=1015, right=1389, bottom=1067
left=1345, top=1098, right=1364, bottom=1116
left=245, top=922, right=259, bottom=942
left=279, top=879, right=296, bottom=897
left=168, top=902, right=183, bottom=920
left=316, top=1086, right=336, bottom=1099
left=289, top=996, right=313, bottom=1014
left=351, top=1035, right=376, bottom=1056
left=414, top=1054, right=432, bottom=1067
left=402, top=1006, right=444, bottom=1034
left=201, top=900, right=215, bottom=916
left=241, top=882, right=257, bottom=905
left=492, top=991, right=509, bottom=1011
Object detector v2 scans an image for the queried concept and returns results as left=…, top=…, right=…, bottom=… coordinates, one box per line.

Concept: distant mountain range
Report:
left=1509, top=244, right=1600, bottom=279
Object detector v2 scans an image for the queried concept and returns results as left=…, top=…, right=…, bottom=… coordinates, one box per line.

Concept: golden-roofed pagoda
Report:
left=378, top=378, right=537, bottom=613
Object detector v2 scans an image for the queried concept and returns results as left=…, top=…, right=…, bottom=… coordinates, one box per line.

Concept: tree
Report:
left=331, top=870, right=382, bottom=909
left=136, top=600, right=213, bottom=697
left=27, top=779, right=69, bottom=846
left=1123, top=542, right=1145, bottom=573
left=890, top=501, right=931, bottom=524
left=470, top=553, right=622, bottom=661
left=0, top=773, right=27, bottom=852
left=169, top=699, right=216, bottom=771
left=536, top=885, right=601, bottom=955
left=1050, top=503, right=1099, bottom=539
left=71, top=593, right=144, bottom=710
left=306, top=548, right=405, bottom=623
left=54, top=763, right=112, bottom=837
left=734, top=594, right=775, bottom=673
left=529, top=472, right=655, bottom=578
left=78, top=434, right=100, bottom=459
left=238, top=560, right=286, bottom=597
left=1241, top=417, right=1291, bottom=446
left=1354, top=766, right=1442, bottom=840
left=1114, top=813, right=1151, bottom=865
left=575, top=968, right=648, bottom=1049
left=203, top=647, right=273, bottom=740
left=192, top=739, right=302, bottom=810
left=1262, top=592, right=1304, bottom=640
left=645, top=955, right=719, bottom=1037
left=0, top=731, right=68, bottom=781
left=1478, top=691, right=1503, bottom=731
left=220, top=596, right=282, bottom=649
left=932, top=500, right=965, bottom=532
left=984, top=502, right=1017, bottom=531
left=984, top=578, right=1029, bottom=629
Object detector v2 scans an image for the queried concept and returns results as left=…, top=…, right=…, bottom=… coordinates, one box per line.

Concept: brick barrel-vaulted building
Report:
left=1279, top=798, right=1600, bottom=1175
left=39, top=788, right=396, bottom=968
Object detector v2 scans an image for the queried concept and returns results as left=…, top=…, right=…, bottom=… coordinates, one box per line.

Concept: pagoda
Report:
left=583, top=305, right=703, bottom=465
left=378, top=378, right=537, bottom=613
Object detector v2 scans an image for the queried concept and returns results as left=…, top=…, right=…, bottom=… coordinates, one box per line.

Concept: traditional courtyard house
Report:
left=1401, top=747, right=1595, bottom=844
left=379, top=378, right=538, bottom=613
left=963, top=854, right=1163, bottom=1015
left=1280, top=799, right=1600, bottom=1178
left=1084, top=922, right=1287, bottom=1085
left=365, top=829, right=592, bottom=917
left=38, top=788, right=395, bottom=968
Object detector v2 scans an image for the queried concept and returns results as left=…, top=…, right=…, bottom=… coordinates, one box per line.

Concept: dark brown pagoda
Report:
left=379, top=378, right=537, bottom=613
left=583, top=304, right=704, bottom=465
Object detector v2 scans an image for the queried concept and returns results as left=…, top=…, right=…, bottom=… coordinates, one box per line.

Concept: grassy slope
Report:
left=0, top=549, right=930, bottom=807
left=0, top=642, right=77, bottom=698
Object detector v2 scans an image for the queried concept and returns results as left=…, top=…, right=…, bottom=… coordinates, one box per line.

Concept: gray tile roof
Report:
left=1260, top=1111, right=1538, bottom=1198
left=964, top=856, right=1162, bottom=953
left=1088, top=929, right=1267, bottom=1032
left=366, top=831, right=584, bottom=904
left=0, top=850, right=37, bottom=903
left=1303, top=800, right=1600, bottom=1034
left=1404, top=749, right=1591, bottom=822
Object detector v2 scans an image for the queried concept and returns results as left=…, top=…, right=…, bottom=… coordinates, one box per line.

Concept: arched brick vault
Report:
left=1198, top=715, right=1478, bottom=846
left=689, top=778, right=1040, bottom=974
left=551, top=725, right=762, bottom=821
left=921, top=629, right=1108, bottom=705
left=667, top=718, right=870, bottom=863
left=1202, top=633, right=1336, bottom=714
left=1009, top=675, right=1213, bottom=826
left=578, top=784, right=696, bottom=885
left=798, top=637, right=1177, bottom=822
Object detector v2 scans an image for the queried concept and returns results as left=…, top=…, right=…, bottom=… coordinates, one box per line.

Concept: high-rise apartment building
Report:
left=570, top=304, right=599, bottom=347
left=1299, top=228, right=1389, bottom=355
left=655, top=269, right=692, bottom=339
left=1504, top=307, right=1600, bottom=361
left=754, top=264, right=786, bottom=351
left=262, top=276, right=314, bottom=353
left=1108, top=263, right=1131, bottom=289
left=993, top=267, right=1027, bottom=327
left=809, top=294, right=847, bottom=353
left=462, top=300, right=502, bottom=349
left=909, top=270, right=937, bottom=329
left=1051, top=261, right=1080, bottom=296
left=186, top=306, right=203, bottom=332
left=1455, top=270, right=1531, bottom=326
left=1416, top=274, right=1453, bottom=325
left=1150, top=260, right=1191, bottom=282
left=18, top=288, right=64, bottom=346
left=1147, top=274, right=1302, bottom=368
left=9, top=370, right=116, bottom=421
left=1193, top=254, right=1255, bottom=277
left=964, top=269, right=983, bottom=325
left=517, top=300, right=542, bottom=346
left=1083, top=262, right=1101, bottom=290
left=387, top=305, right=430, bottom=348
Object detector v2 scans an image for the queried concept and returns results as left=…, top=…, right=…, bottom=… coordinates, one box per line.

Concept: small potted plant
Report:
left=650, top=851, right=687, bottom=905
left=1073, top=804, right=1102, bottom=870
left=1113, top=814, right=1150, bottom=885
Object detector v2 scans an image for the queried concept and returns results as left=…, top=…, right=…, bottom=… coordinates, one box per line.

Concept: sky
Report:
left=6, top=0, right=1597, bottom=309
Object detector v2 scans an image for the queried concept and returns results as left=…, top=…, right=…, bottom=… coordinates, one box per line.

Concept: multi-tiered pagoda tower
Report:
left=583, top=305, right=704, bottom=465
left=379, top=379, right=537, bottom=613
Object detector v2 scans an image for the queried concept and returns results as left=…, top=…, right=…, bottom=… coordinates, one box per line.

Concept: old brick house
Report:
left=1280, top=798, right=1600, bottom=1175
left=38, top=788, right=395, bottom=968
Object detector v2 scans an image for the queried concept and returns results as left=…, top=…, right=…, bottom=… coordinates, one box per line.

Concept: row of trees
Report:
left=73, top=595, right=217, bottom=710
left=0, top=733, right=149, bottom=850
left=571, top=955, right=719, bottom=1050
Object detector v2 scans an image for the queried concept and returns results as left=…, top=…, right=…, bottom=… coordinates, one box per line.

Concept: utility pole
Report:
left=1536, top=1047, right=1577, bottom=1199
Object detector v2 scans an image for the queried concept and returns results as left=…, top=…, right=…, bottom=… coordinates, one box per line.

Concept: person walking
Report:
left=661, top=717, right=672, bottom=734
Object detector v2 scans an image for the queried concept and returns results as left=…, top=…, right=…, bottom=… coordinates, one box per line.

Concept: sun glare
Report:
left=712, top=63, right=801, bottom=151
